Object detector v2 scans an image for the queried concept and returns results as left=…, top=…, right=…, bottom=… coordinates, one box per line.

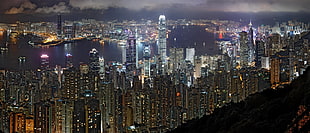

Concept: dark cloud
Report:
left=4, top=0, right=71, bottom=14
left=1, top=0, right=310, bottom=14
left=35, top=2, right=70, bottom=14
left=68, top=0, right=205, bottom=10
left=67, top=0, right=310, bottom=12
left=4, top=0, right=37, bottom=14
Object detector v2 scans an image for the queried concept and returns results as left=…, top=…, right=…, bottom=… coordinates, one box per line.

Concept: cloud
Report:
left=200, top=0, right=310, bottom=12
left=5, top=0, right=37, bottom=14
left=68, top=0, right=310, bottom=12
left=2, top=0, right=310, bottom=14
left=69, top=0, right=206, bottom=10
left=35, top=2, right=70, bottom=14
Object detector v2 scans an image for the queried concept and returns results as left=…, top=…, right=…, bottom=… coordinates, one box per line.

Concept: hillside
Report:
left=169, top=68, right=310, bottom=133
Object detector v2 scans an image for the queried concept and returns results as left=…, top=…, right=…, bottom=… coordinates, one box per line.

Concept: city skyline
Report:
left=0, top=0, right=310, bottom=132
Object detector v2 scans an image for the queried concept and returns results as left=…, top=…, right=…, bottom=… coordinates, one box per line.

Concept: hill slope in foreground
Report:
left=169, top=68, right=310, bottom=133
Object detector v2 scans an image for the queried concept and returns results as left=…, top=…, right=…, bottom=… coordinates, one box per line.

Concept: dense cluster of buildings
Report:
left=0, top=15, right=310, bottom=133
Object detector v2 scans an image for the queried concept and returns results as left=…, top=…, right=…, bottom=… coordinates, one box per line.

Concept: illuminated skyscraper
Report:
left=40, top=54, right=49, bottom=69
left=65, top=53, right=73, bottom=68
left=185, top=48, right=195, bottom=64
left=62, top=67, right=79, bottom=100
left=89, top=48, right=99, bottom=73
left=126, top=34, right=137, bottom=71
left=57, top=14, right=62, bottom=39
left=255, top=39, right=265, bottom=68
left=73, top=94, right=101, bottom=133
left=158, top=15, right=167, bottom=59
left=64, top=24, right=73, bottom=39
left=239, top=31, right=249, bottom=67
left=157, top=15, right=167, bottom=75
left=169, top=48, right=184, bottom=72
left=270, top=56, right=280, bottom=88
left=99, top=57, right=105, bottom=79
left=248, top=22, right=255, bottom=64
left=143, top=43, right=151, bottom=77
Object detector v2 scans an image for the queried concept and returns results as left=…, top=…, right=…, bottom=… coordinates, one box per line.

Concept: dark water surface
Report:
left=0, top=25, right=217, bottom=70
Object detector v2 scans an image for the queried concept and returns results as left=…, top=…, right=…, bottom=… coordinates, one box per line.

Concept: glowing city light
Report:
left=41, top=54, right=49, bottom=58
left=66, top=53, right=72, bottom=57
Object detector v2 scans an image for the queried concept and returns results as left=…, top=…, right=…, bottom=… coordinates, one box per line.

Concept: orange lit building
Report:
left=271, top=56, right=280, bottom=88
left=10, top=112, right=26, bottom=133
left=25, top=116, right=34, bottom=133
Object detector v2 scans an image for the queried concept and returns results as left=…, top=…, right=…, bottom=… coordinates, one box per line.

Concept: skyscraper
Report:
left=239, top=31, right=249, bottom=67
left=89, top=48, right=99, bottom=73
left=65, top=53, right=73, bottom=68
left=57, top=14, right=62, bottom=39
left=248, top=22, right=255, bottom=64
left=143, top=43, right=151, bottom=77
left=126, top=34, right=137, bottom=71
left=64, top=24, right=73, bottom=39
left=186, top=48, right=195, bottom=64
left=255, top=39, right=265, bottom=68
left=169, top=48, right=184, bottom=72
left=99, top=57, right=105, bottom=79
left=158, top=15, right=167, bottom=63
left=157, top=15, right=167, bottom=75
left=40, top=54, right=49, bottom=69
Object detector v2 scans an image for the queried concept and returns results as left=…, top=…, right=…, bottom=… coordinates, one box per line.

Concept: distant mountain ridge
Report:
left=169, top=67, right=310, bottom=133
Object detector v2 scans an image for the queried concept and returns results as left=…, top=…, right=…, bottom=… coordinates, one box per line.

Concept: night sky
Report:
left=0, top=0, right=310, bottom=22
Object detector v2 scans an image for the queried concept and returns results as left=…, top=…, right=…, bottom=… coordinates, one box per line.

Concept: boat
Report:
left=0, top=47, right=8, bottom=52
left=118, top=40, right=127, bottom=46
left=18, top=56, right=26, bottom=62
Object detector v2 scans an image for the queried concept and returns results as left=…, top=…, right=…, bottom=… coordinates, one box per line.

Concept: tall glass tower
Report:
left=158, top=15, right=167, bottom=63
left=126, top=34, right=137, bottom=67
left=57, top=14, right=62, bottom=39
left=89, top=48, right=99, bottom=73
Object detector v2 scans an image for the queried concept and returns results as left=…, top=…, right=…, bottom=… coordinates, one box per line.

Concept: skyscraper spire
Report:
left=249, top=19, right=252, bottom=28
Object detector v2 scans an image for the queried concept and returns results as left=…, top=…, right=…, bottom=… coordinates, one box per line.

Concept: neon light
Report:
left=41, top=54, right=49, bottom=58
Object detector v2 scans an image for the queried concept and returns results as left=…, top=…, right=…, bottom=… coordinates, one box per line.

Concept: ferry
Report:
left=0, top=42, right=8, bottom=52
left=0, top=47, right=8, bottom=52
left=18, top=56, right=26, bottom=62
left=118, top=40, right=127, bottom=46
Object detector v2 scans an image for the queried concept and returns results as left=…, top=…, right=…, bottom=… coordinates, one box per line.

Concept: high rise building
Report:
left=193, top=56, right=202, bottom=79
left=57, top=14, right=62, bottom=39
left=0, top=70, right=5, bottom=102
left=185, top=48, right=195, bottom=64
left=34, top=102, right=50, bottom=133
left=73, top=93, right=101, bottom=133
left=248, top=22, right=255, bottom=64
left=99, top=57, right=105, bottom=80
left=239, top=31, right=249, bottom=67
left=270, top=56, right=280, bottom=88
left=65, top=54, right=73, bottom=68
left=126, top=34, right=137, bottom=72
left=63, top=24, right=73, bottom=39
left=9, top=112, right=26, bottom=133
left=267, top=33, right=282, bottom=56
left=261, top=56, right=270, bottom=70
left=121, top=45, right=126, bottom=64
left=169, top=48, right=184, bottom=73
left=89, top=48, right=100, bottom=73
left=50, top=100, right=73, bottom=133
left=143, top=43, right=151, bottom=78
left=40, top=54, right=49, bottom=69
left=62, top=68, right=78, bottom=100
left=157, top=15, right=167, bottom=74
left=255, top=39, right=265, bottom=68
